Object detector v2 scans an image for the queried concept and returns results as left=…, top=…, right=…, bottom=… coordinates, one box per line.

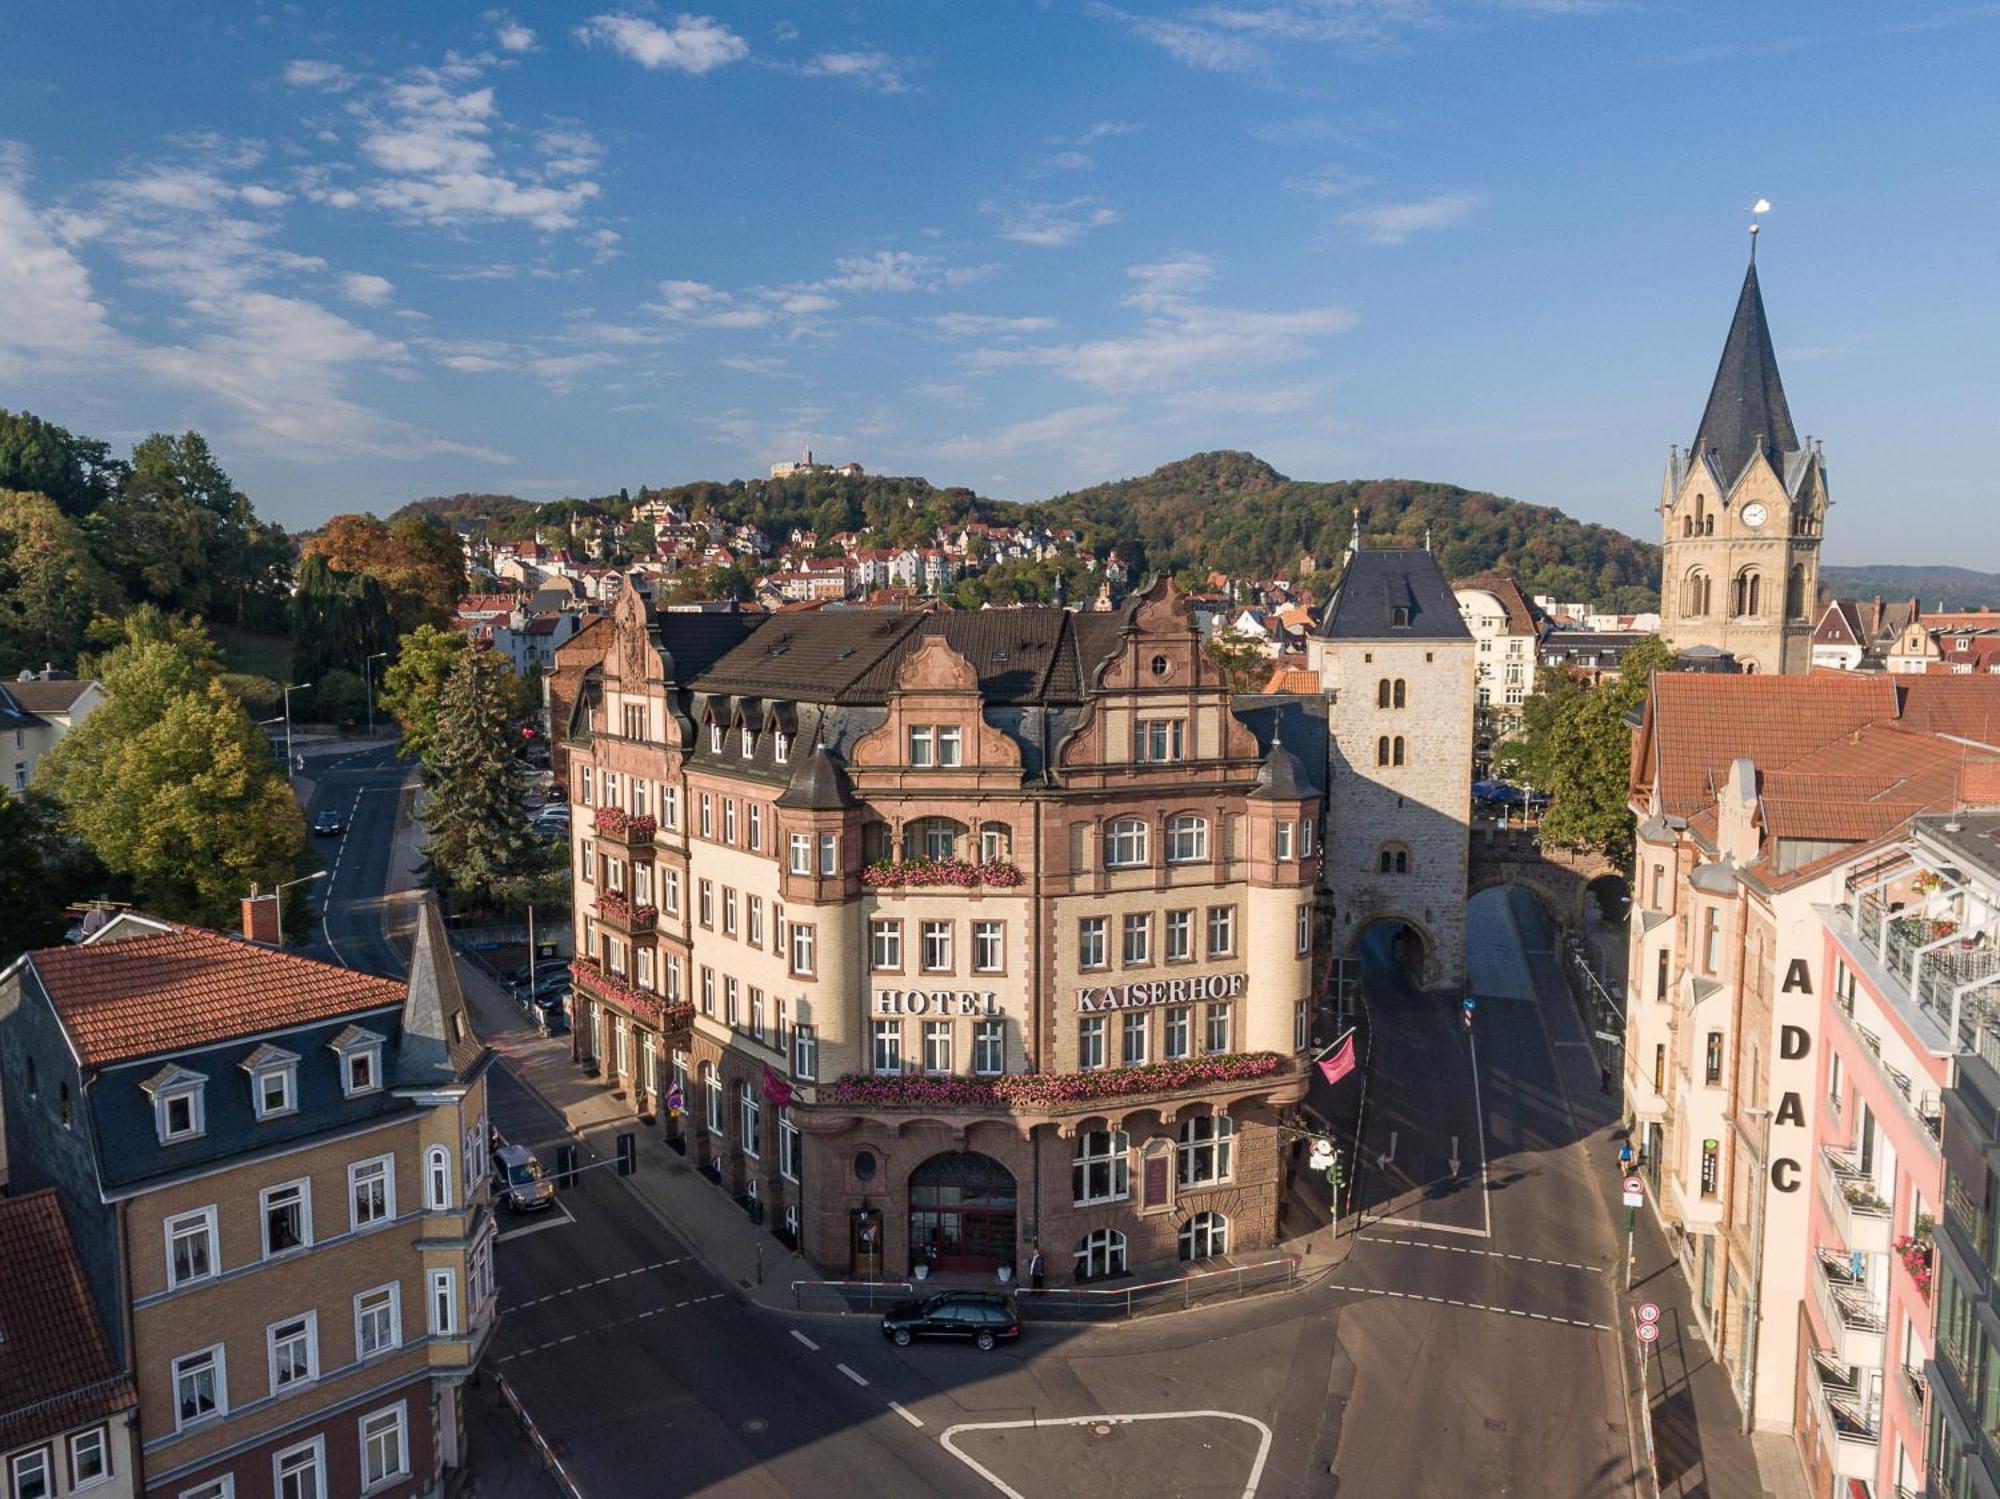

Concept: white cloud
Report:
left=1283, top=163, right=1367, bottom=199
left=1104, top=11, right=1268, bottom=72
left=643, top=278, right=772, bottom=327
left=721, top=354, right=790, bottom=374
left=968, top=253, right=1352, bottom=394
left=1343, top=189, right=1483, bottom=244
left=1073, top=120, right=1142, bottom=144
left=929, top=403, right=1128, bottom=466
left=773, top=290, right=837, bottom=315
left=802, top=51, right=909, bottom=92
left=1248, top=115, right=1340, bottom=144
left=354, top=75, right=601, bottom=230
left=576, top=13, right=749, bottom=74
left=0, top=183, right=120, bottom=378
left=934, top=313, right=1058, bottom=337
left=496, top=19, right=538, bottom=51
left=987, top=197, right=1120, bottom=247
left=823, top=249, right=987, bottom=293
left=285, top=59, right=356, bottom=92
left=340, top=271, right=395, bottom=305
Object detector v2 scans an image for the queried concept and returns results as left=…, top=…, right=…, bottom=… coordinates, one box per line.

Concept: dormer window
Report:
left=329, top=1026, right=386, bottom=1098
left=241, top=1044, right=300, bottom=1121
left=145, top=1064, right=207, bottom=1145
left=742, top=725, right=755, bottom=756
left=774, top=730, right=790, bottom=765
left=710, top=722, right=723, bottom=753
left=1391, top=606, right=1411, bottom=628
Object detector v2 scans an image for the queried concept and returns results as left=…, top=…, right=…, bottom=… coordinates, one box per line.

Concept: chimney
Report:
left=1870, top=596, right=1884, bottom=637
left=241, top=893, right=282, bottom=945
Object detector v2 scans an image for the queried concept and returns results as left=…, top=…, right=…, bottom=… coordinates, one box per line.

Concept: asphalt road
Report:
left=298, top=740, right=415, bottom=977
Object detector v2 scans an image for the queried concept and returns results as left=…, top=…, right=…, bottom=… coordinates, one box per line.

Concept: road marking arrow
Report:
left=1377, top=1129, right=1398, bottom=1171
left=1448, top=1135, right=1461, bottom=1177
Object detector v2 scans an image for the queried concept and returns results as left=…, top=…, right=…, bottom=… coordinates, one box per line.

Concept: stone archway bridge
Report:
left=1466, top=827, right=1622, bottom=933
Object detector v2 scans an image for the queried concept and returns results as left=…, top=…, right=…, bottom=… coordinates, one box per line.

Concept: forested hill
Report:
left=1029, top=453, right=1661, bottom=609
left=393, top=451, right=1665, bottom=609
left=1818, top=563, right=2000, bottom=610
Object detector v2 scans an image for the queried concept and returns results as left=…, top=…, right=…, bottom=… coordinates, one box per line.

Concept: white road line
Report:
left=1326, top=1281, right=1611, bottom=1332
left=1369, top=1237, right=1602, bottom=1272
left=836, top=1363, right=869, bottom=1386
left=1375, top=1216, right=1490, bottom=1238
left=941, top=1412, right=1274, bottom=1499
left=888, top=1400, right=924, bottom=1428
left=790, top=1330, right=821, bottom=1351
left=1469, top=1026, right=1492, bottom=1238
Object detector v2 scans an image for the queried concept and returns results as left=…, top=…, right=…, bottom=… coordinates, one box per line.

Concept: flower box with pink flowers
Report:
left=859, top=858, right=1024, bottom=890
left=817, top=1051, right=1288, bottom=1112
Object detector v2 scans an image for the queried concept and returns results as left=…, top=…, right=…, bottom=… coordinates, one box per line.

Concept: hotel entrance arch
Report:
left=908, top=1151, right=1017, bottom=1274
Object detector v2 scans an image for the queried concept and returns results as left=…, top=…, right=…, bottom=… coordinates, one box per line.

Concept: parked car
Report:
left=492, top=1143, right=556, bottom=1213
left=534, top=1001, right=570, bottom=1038
left=311, top=809, right=346, bottom=836
left=881, top=1291, right=1021, bottom=1351
left=507, top=959, right=569, bottom=996
left=520, top=974, right=572, bottom=1012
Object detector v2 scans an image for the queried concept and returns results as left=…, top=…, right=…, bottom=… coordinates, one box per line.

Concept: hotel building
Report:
left=561, top=580, right=1322, bottom=1280
left=0, top=900, right=494, bottom=1499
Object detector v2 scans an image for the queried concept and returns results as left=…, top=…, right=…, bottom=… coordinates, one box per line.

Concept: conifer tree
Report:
left=418, top=646, right=533, bottom=906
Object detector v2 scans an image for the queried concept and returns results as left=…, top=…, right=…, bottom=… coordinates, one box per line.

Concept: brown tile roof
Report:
left=1645, top=673, right=1899, bottom=818
left=1893, top=676, right=2000, bottom=742
left=1261, top=666, right=1323, bottom=695
left=1453, top=574, right=1541, bottom=635
left=2, top=678, right=95, bottom=714
left=28, top=921, right=408, bottom=1066
left=0, top=1191, right=135, bottom=1450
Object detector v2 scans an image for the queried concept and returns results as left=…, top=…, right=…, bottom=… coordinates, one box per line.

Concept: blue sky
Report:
left=2, top=2, right=1995, bottom=566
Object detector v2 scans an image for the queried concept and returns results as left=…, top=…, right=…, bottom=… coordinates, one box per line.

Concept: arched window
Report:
left=1166, top=814, right=1208, bottom=864
left=426, top=1146, right=452, bottom=1211
left=1378, top=844, right=1410, bottom=875
left=1392, top=737, right=1405, bottom=767
left=1733, top=569, right=1761, bottom=618
left=903, top=817, right=966, bottom=863
left=1786, top=565, right=1806, bottom=621
left=1179, top=1211, right=1229, bottom=1261
left=1104, top=818, right=1150, bottom=868
left=979, top=821, right=1012, bottom=862
left=1376, top=678, right=1391, bottom=708
left=1682, top=515, right=1692, bottom=538
left=1075, top=1228, right=1127, bottom=1280
left=1683, top=569, right=1711, bottom=618
left=1703, top=512, right=1714, bottom=536
left=1072, top=1130, right=1130, bottom=1205
left=1178, top=1114, right=1235, bottom=1187
left=1376, top=736, right=1390, bottom=766
left=1393, top=679, right=1406, bottom=708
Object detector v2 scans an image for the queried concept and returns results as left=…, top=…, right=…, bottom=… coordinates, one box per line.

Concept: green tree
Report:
left=40, top=618, right=305, bottom=928
left=419, top=647, right=535, bottom=906
left=0, top=791, right=105, bottom=956
left=1535, top=636, right=1677, bottom=864
left=378, top=625, right=469, bottom=760
left=1205, top=628, right=1271, bottom=693
left=0, top=410, right=127, bottom=519
left=0, top=489, right=123, bottom=669
left=290, top=553, right=397, bottom=696
left=315, top=668, right=370, bottom=726
left=1494, top=667, right=1588, bottom=790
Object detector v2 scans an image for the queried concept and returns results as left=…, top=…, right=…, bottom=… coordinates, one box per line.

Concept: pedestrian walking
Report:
left=1028, top=1244, right=1045, bottom=1292
left=1618, top=1139, right=1634, bottom=1173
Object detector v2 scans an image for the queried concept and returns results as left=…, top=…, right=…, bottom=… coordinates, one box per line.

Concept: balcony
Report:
left=1852, top=891, right=2000, bottom=1060
left=1818, top=1148, right=1893, bottom=1256
left=570, top=959, right=694, bottom=1037
left=592, top=807, right=658, bottom=853
left=1808, top=1350, right=1880, bottom=1481
left=1812, top=1248, right=1887, bottom=1368
left=594, top=893, right=658, bottom=936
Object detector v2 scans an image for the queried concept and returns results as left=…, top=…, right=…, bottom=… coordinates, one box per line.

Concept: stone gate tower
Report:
left=1658, top=250, right=1828, bottom=675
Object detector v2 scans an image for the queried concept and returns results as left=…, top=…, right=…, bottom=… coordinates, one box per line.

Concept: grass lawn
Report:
left=209, top=622, right=294, bottom=682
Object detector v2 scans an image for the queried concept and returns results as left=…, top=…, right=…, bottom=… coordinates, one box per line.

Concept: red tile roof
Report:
left=1453, top=574, right=1541, bottom=635
left=28, top=921, right=408, bottom=1066
left=1261, top=666, right=1323, bottom=695
left=1894, top=676, right=2000, bottom=741
left=0, top=1191, right=135, bottom=1450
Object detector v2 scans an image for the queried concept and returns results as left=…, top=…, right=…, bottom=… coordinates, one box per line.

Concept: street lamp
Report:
left=282, top=683, right=313, bottom=779
left=365, top=652, right=390, bottom=740
left=247, top=870, right=328, bottom=945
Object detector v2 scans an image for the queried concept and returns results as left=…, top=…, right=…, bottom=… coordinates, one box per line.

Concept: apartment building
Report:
left=1623, top=670, right=2000, bottom=1477
left=0, top=1191, right=139, bottom=1499
left=1452, top=574, right=1543, bottom=726
left=0, top=900, right=494, bottom=1499
left=561, top=579, right=1321, bottom=1280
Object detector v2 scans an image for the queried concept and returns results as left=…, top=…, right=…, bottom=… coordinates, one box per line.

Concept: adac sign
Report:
left=1076, top=972, right=1247, bottom=1013
left=1770, top=956, right=1814, bottom=1193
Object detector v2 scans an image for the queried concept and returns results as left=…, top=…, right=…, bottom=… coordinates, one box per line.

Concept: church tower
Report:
left=1658, top=249, right=1828, bottom=675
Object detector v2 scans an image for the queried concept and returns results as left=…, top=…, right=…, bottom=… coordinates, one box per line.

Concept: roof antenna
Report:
left=1746, top=196, right=1770, bottom=263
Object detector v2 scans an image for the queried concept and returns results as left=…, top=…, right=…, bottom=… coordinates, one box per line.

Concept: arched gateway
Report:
left=908, top=1151, right=1017, bottom=1274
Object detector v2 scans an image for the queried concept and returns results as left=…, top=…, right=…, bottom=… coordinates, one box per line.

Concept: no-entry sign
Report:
left=1622, top=1176, right=1645, bottom=1208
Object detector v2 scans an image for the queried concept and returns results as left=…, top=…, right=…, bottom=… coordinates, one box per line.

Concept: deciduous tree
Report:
left=1535, top=636, right=1677, bottom=864
left=378, top=624, right=469, bottom=760
left=0, top=489, right=122, bottom=669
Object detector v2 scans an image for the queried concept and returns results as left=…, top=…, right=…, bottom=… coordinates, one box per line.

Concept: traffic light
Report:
left=616, top=1132, right=636, bottom=1177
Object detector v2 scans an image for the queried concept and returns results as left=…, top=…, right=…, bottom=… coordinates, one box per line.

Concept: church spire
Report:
left=1691, top=257, right=1800, bottom=485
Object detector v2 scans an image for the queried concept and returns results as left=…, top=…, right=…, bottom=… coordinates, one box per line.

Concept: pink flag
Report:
left=1317, top=1034, right=1356, bottom=1086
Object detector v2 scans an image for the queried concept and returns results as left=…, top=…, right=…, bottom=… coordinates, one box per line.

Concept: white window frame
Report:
left=1206, top=905, right=1235, bottom=957
left=1178, top=1114, right=1236, bottom=1187
left=1180, top=1210, right=1229, bottom=1261
left=164, top=1205, right=218, bottom=1290
left=358, top=1403, right=409, bottom=1493
left=266, top=1310, right=319, bottom=1397
left=1122, top=1010, right=1149, bottom=1065
left=1137, top=718, right=1185, bottom=763
left=920, top=920, right=953, bottom=973
left=1166, top=814, right=1208, bottom=864
left=1075, top=1227, right=1127, bottom=1278
left=788, top=832, right=811, bottom=875
left=155, top=1082, right=206, bottom=1144
left=1164, top=1006, right=1192, bottom=1060
left=259, top=1178, right=313, bottom=1259
left=348, top=1154, right=396, bottom=1232
left=8, top=1450, right=50, bottom=1499
left=341, top=1042, right=383, bottom=1097
left=251, top=1061, right=297, bottom=1120
left=790, top=923, right=815, bottom=975
left=1300, top=819, right=1315, bottom=858
left=1104, top=818, right=1150, bottom=868
left=974, top=1019, right=1005, bottom=1076
left=907, top=725, right=934, bottom=767
left=428, top=1268, right=458, bottom=1338
left=872, top=1020, right=903, bottom=1075
left=354, top=1282, right=402, bottom=1361
left=793, top=1024, right=818, bottom=1082
left=819, top=832, right=837, bottom=876
left=1078, top=916, right=1107, bottom=970
left=1078, top=1016, right=1107, bottom=1070
left=870, top=920, right=903, bottom=971
left=1295, top=998, right=1311, bottom=1051
left=779, top=1107, right=800, bottom=1182
left=172, top=1344, right=228, bottom=1432
left=740, top=1084, right=761, bottom=1158
left=68, top=1426, right=109, bottom=1491
left=699, top=792, right=713, bottom=837
left=923, top=1020, right=952, bottom=1075
left=773, top=730, right=790, bottom=764
left=724, top=798, right=738, bottom=844
left=972, top=920, right=1004, bottom=974
left=271, top=1436, right=325, bottom=1499
left=1072, top=1129, right=1130, bottom=1206
left=425, top=1145, right=453, bottom=1211
left=1205, top=1002, right=1233, bottom=1054
left=748, top=802, right=764, bottom=850
left=178, top=1479, right=233, bottom=1499
left=1297, top=903, right=1312, bottom=954
left=1165, top=909, right=1193, bottom=962
left=1275, top=821, right=1295, bottom=861
left=936, top=725, right=963, bottom=767
left=1121, top=913, right=1151, bottom=966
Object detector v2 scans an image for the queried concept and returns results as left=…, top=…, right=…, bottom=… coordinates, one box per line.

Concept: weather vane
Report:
left=1746, top=197, right=1770, bottom=260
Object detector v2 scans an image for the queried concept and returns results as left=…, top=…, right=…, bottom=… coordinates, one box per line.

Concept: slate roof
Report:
left=1314, top=548, right=1471, bottom=642
left=775, top=742, right=859, bottom=810
left=0, top=1191, right=136, bottom=1450
left=1692, top=261, right=1801, bottom=486
left=2, top=678, right=95, bottom=714
left=27, top=917, right=409, bottom=1066
left=399, top=897, right=487, bottom=1083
